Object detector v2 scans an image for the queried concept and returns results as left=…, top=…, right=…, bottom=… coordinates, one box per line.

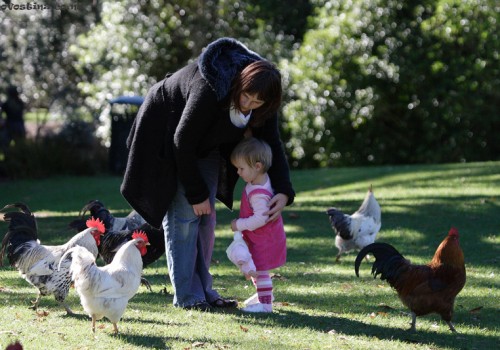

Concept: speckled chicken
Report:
left=326, top=186, right=381, bottom=262
left=0, top=203, right=105, bottom=314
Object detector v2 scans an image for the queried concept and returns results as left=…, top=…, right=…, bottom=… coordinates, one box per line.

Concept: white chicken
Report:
left=326, top=186, right=381, bottom=262
left=0, top=203, right=105, bottom=314
left=63, top=230, right=149, bottom=334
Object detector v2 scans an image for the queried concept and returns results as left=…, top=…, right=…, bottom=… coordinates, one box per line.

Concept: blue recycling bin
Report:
left=108, top=96, right=144, bottom=174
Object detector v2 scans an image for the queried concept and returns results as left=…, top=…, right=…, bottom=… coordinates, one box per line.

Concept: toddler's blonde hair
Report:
left=231, top=137, right=272, bottom=172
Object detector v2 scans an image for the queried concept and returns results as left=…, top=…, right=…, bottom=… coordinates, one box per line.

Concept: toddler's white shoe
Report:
left=241, top=302, right=272, bottom=313
left=244, top=293, right=275, bottom=306
left=243, top=293, right=259, bottom=306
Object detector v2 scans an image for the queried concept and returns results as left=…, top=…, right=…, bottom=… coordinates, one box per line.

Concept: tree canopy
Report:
left=282, top=0, right=499, bottom=167
left=1, top=0, right=497, bottom=169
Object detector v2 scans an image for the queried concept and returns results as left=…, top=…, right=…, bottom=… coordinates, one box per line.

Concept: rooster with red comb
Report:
left=68, top=200, right=165, bottom=290
left=355, top=227, right=466, bottom=332
left=63, top=229, right=150, bottom=334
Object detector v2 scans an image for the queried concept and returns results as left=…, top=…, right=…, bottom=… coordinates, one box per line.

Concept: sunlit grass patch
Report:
left=0, top=161, right=499, bottom=349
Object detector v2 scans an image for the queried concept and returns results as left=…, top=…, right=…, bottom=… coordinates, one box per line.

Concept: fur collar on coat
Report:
left=198, top=37, right=262, bottom=101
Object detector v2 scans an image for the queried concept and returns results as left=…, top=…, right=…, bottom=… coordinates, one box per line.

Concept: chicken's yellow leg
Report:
left=30, top=292, right=42, bottom=310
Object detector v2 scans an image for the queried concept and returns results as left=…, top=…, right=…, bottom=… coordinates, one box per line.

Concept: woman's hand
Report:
left=264, top=193, right=288, bottom=222
left=193, top=199, right=211, bottom=216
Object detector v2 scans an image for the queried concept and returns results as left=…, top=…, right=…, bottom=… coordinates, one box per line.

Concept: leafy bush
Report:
left=282, top=0, right=500, bottom=167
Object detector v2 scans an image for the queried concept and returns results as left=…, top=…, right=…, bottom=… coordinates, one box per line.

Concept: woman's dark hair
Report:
left=230, top=60, right=282, bottom=126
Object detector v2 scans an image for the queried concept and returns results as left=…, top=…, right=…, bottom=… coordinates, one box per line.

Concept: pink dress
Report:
left=236, top=179, right=286, bottom=271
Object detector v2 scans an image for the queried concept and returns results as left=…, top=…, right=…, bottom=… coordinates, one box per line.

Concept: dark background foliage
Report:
left=0, top=0, right=498, bottom=176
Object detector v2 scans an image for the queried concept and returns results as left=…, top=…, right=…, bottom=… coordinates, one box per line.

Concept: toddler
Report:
left=230, top=137, right=286, bottom=313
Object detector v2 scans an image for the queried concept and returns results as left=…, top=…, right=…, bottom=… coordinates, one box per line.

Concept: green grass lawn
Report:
left=0, top=161, right=499, bottom=349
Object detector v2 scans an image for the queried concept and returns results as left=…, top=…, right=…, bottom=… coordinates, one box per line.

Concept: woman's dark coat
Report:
left=121, top=38, right=295, bottom=228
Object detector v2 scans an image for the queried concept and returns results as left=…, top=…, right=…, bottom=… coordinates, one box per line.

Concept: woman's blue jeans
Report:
left=162, top=150, right=221, bottom=307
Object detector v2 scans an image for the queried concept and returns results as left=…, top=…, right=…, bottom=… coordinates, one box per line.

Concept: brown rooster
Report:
left=354, top=227, right=466, bottom=332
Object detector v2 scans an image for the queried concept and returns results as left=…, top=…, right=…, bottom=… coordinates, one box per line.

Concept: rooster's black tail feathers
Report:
left=0, top=203, right=38, bottom=266
left=68, top=200, right=115, bottom=233
left=355, top=242, right=409, bottom=283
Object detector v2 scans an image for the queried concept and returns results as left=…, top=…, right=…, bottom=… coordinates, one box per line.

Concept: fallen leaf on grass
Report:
left=0, top=331, right=19, bottom=335
left=36, top=310, right=49, bottom=318
left=274, top=301, right=290, bottom=307
left=191, top=342, right=205, bottom=347
left=341, top=283, right=353, bottom=290
left=288, top=212, right=300, bottom=219
left=51, top=331, right=67, bottom=340
left=270, top=273, right=287, bottom=281
left=240, top=325, right=249, bottom=332
left=378, top=303, right=395, bottom=310
left=403, top=338, right=423, bottom=344
left=469, top=306, right=483, bottom=313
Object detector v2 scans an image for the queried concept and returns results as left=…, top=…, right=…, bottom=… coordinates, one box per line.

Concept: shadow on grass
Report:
left=235, top=308, right=496, bottom=349
left=60, top=311, right=91, bottom=321
left=108, top=332, right=167, bottom=348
